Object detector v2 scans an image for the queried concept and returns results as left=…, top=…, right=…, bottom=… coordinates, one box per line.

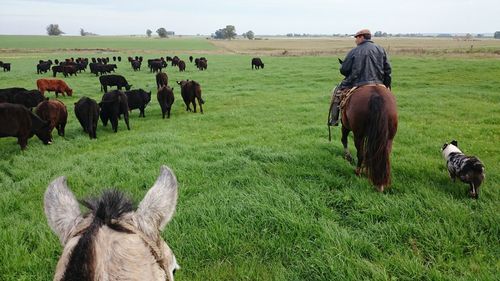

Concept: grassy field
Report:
left=0, top=36, right=499, bottom=280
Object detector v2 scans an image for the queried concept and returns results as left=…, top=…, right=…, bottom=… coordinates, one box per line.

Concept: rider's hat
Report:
left=354, top=29, right=371, bottom=37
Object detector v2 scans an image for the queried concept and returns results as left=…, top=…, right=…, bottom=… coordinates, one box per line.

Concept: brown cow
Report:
left=176, top=80, right=204, bottom=114
left=36, top=79, right=73, bottom=98
left=35, top=99, right=68, bottom=138
left=0, top=103, right=51, bottom=149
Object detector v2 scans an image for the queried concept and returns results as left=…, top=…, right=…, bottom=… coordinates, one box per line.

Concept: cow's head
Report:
left=66, top=88, right=73, bottom=97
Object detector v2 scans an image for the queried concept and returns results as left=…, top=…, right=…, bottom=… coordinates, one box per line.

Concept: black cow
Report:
left=99, top=90, right=130, bottom=132
left=52, top=65, right=64, bottom=77
left=117, top=56, right=122, bottom=62
left=0, top=103, right=51, bottom=149
left=176, top=80, right=205, bottom=113
left=156, top=72, right=168, bottom=89
left=251, top=58, right=265, bottom=69
left=0, top=88, right=46, bottom=109
left=189, top=56, right=193, bottom=63
left=37, top=61, right=52, bottom=74
left=131, top=60, right=141, bottom=71
left=157, top=86, right=175, bottom=119
left=171, top=56, right=180, bottom=67
left=99, top=74, right=132, bottom=92
left=178, top=60, right=186, bottom=72
left=62, top=65, right=78, bottom=77
left=124, top=89, right=151, bottom=117
left=74, top=97, right=99, bottom=139
left=197, top=59, right=207, bottom=71
left=0, top=61, right=11, bottom=72
left=113, top=56, right=116, bottom=62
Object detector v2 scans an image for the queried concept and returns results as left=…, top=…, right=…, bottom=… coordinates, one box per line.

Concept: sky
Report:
left=0, top=0, right=498, bottom=36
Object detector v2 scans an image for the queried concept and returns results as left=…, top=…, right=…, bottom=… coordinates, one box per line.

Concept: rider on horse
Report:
left=329, top=29, right=392, bottom=126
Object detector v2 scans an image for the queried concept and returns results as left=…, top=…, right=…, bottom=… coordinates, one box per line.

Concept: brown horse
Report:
left=340, top=85, right=398, bottom=192
left=44, top=166, right=180, bottom=280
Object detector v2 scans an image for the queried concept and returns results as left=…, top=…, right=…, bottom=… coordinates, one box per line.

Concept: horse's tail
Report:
left=364, top=92, right=391, bottom=187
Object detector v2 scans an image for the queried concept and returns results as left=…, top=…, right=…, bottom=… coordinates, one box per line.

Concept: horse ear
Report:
left=136, top=166, right=178, bottom=237
left=451, top=140, right=458, bottom=147
left=44, top=177, right=82, bottom=245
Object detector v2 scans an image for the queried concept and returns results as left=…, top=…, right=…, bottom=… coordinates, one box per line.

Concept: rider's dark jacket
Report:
left=340, top=40, right=392, bottom=88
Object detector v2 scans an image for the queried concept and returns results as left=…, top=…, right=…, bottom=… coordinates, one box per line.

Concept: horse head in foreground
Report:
left=44, top=166, right=180, bottom=281
left=340, top=85, right=398, bottom=192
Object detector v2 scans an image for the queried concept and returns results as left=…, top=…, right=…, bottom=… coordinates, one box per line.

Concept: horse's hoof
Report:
left=355, top=168, right=361, bottom=176
left=376, top=185, right=385, bottom=193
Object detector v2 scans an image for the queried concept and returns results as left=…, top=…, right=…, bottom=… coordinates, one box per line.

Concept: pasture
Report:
left=0, top=36, right=499, bottom=280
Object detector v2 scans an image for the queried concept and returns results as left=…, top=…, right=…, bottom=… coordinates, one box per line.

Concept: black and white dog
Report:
left=442, top=140, right=485, bottom=199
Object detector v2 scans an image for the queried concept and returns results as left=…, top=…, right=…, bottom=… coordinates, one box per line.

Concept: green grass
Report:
left=0, top=35, right=217, bottom=51
left=0, top=45, right=499, bottom=280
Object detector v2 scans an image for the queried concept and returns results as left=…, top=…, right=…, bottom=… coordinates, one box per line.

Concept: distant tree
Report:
left=494, top=31, right=500, bottom=39
left=46, top=24, right=64, bottom=36
left=80, top=28, right=97, bottom=36
left=212, top=25, right=237, bottom=39
left=146, top=29, right=152, bottom=37
left=156, top=27, right=168, bottom=38
left=245, top=30, right=255, bottom=40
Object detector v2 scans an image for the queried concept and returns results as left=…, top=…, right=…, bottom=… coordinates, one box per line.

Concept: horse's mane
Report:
left=62, top=190, right=134, bottom=281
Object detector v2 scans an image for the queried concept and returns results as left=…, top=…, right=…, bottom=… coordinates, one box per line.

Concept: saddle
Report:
left=334, top=84, right=387, bottom=110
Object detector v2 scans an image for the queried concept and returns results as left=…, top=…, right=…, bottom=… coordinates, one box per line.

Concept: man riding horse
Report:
left=329, top=29, right=392, bottom=126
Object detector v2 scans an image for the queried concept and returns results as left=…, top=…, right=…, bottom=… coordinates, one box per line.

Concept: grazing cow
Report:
left=156, top=72, right=168, bottom=89
left=157, top=86, right=175, bottom=119
left=178, top=60, right=186, bottom=72
left=37, top=61, right=52, bottom=74
left=189, top=56, right=193, bottom=63
left=0, top=103, right=51, bottom=149
left=0, top=61, right=11, bottom=72
left=36, top=79, right=73, bottom=97
left=52, top=65, right=65, bottom=77
left=176, top=80, right=205, bottom=113
left=131, top=60, right=141, bottom=71
left=0, top=87, right=46, bottom=109
left=91, top=58, right=97, bottom=63
left=99, top=74, right=132, bottom=92
left=125, top=89, right=151, bottom=117
left=35, top=99, right=68, bottom=138
left=54, top=59, right=60, bottom=65
left=117, top=56, right=122, bottom=62
left=148, top=59, right=166, bottom=73
left=166, top=56, right=172, bottom=62
left=44, top=165, right=180, bottom=281
left=113, top=56, right=117, bottom=62
left=74, top=97, right=99, bottom=139
left=99, top=90, right=130, bottom=132
left=251, top=58, right=264, bottom=69
left=90, top=63, right=117, bottom=76
left=62, top=65, right=78, bottom=77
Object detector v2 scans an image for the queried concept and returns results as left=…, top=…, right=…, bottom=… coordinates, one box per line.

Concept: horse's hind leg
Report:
left=354, top=135, right=364, bottom=176
left=341, top=126, right=353, bottom=163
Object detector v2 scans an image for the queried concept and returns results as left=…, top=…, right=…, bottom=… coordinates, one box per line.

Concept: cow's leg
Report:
left=18, top=136, right=28, bottom=150
left=140, top=106, right=145, bottom=117
left=124, top=112, right=130, bottom=130
left=110, top=114, right=118, bottom=132
left=192, top=101, right=197, bottom=113
left=198, top=98, right=203, bottom=114
left=59, top=120, right=66, bottom=136
left=167, top=107, right=171, bottom=118
left=341, top=126, right=353, bottom=163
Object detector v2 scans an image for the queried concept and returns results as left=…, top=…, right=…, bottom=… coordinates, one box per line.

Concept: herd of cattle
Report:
left=0, top=55, right=264, bottom=150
